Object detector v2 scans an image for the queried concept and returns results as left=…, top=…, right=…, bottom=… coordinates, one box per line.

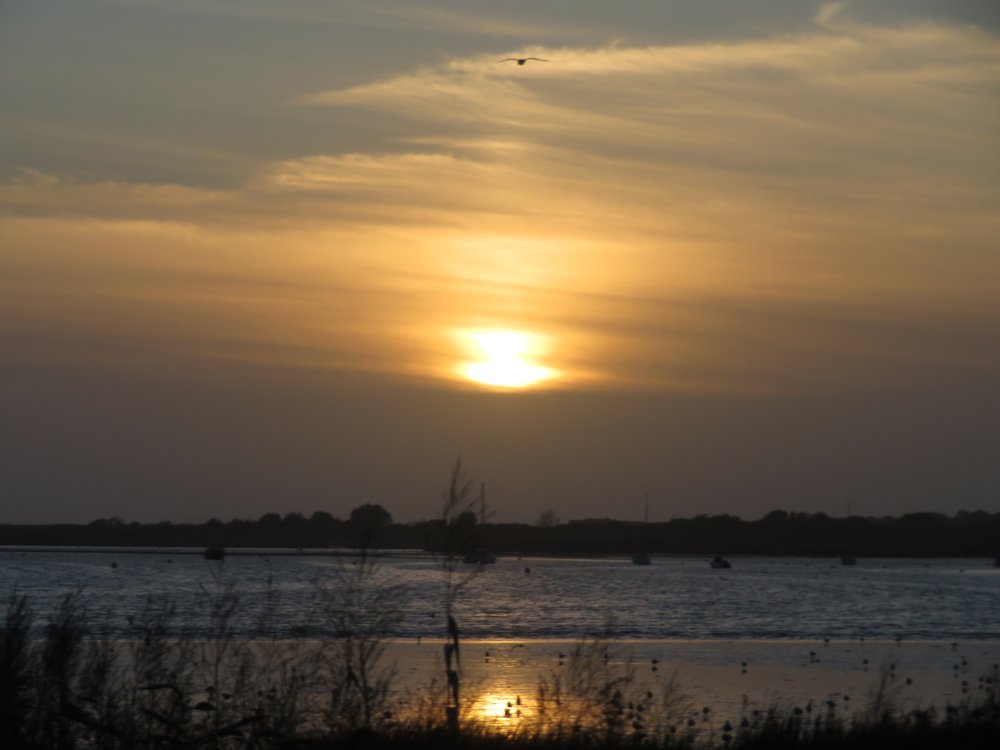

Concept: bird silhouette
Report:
left=498, top=57, right=548, bottom=66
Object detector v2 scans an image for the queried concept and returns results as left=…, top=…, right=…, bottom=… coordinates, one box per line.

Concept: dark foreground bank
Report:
left=3, top=587, right=999, bottom=750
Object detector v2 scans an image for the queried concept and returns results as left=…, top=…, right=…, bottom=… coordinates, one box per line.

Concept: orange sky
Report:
left=1, top=1, right=999, bottom=523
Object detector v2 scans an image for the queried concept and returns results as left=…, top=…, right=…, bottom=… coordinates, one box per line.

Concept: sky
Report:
left=1, top=0, right=999, bottom=525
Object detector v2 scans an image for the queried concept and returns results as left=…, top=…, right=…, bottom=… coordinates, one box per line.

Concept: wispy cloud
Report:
left=4, top=15, right=999, bottom=393
left=815, top=2, right=848, bottom=28
left=106, top=0, right=592, bottom=39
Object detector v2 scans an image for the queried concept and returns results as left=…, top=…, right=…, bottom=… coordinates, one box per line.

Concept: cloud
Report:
left=816, top=2, right=848, bottom=28
left=3, top=15, right=999, bottom=395
left=303, top=17, right=1000, bottom=167
left=299, top=20, right=1000, bottom=243
left=111, top=0, right=590, bottom=39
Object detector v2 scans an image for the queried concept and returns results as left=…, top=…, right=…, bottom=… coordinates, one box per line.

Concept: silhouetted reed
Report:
left=434, top=457, right=490, bottom=738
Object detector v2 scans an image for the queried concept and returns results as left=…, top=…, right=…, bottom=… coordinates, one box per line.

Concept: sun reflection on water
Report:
left=476, top=693, right=526, bottom=722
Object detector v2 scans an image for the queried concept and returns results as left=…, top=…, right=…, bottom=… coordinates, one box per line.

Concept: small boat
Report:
left=841, top=554, right=857, bottom=566
left=463, top=548, right=497, bottom=564
left=632, top=552, right=652, bottom=565
left=203, top=545, right=225, bottom=561
left=709, top=556, right=731, bottom=569
left=994, top=557, right=1000, bottom=568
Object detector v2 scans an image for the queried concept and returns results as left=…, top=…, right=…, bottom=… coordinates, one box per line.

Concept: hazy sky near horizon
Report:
left=2, top=0, right=999, bottom=525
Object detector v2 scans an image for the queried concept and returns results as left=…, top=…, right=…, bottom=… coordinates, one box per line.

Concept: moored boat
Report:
left=632, top=551, right=651, bottom=565
left=203, top=545, right=225, bottom=561
left=463, top=548, right=497, bottom=564
left=710, top=556, right=731, bottom=569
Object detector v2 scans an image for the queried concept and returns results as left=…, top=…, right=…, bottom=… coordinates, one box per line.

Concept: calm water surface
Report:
left=2, top=550, right=998, bottom=640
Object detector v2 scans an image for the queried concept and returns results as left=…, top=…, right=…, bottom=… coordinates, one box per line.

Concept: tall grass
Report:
left=0, top=560, right=403, bottom=749
left=315, top=550, right=403, bottom=733
left=2, top=583, right=999, bottom=749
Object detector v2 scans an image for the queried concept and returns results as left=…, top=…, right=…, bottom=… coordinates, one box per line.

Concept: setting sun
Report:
left=459, top=330, right=558, bottom=389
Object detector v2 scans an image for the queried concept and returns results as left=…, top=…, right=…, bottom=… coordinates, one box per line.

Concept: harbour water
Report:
left=2, top=549, right=998, bottom=641
left=3, top=548, right=999, bottom=728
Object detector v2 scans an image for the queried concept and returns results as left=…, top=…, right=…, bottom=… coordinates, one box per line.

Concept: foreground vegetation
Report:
left=2, top=586, right=998, bottom=750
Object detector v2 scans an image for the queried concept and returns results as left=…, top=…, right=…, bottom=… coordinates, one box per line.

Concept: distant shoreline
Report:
left=0, top=544, right=411, bottom=557
left=2, top=545, right=998, bottom=562
left=4, top=510, right=999, bottom=558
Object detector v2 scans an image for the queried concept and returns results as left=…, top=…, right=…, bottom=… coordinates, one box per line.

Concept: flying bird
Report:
left=498, top=57, right=548, bottom=66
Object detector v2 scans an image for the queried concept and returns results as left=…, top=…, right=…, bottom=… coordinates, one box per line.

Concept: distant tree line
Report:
left=2, top=507, right=999, bottom=557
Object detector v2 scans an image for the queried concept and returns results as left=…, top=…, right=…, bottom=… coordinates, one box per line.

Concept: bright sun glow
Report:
left=459, top=330, right=557, bottom=389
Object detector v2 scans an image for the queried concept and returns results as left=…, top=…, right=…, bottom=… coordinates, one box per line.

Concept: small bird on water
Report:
left=498, top=57, right=548, bottom=65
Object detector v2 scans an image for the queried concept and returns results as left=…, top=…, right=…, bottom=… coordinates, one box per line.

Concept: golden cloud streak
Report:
left=3, top=17, right=998, bottom=393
